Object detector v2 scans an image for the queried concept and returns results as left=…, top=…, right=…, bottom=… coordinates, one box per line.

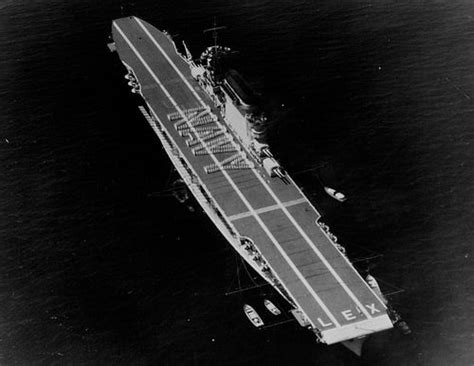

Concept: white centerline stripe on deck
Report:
left=228, top=197, right=306, bottom=221
left=113, top=21, right=342, bottom=327
left=133, top=17, right=374, bottom=320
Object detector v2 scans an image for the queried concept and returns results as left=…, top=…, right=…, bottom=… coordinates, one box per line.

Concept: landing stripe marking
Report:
left=114, top=21, right=342, bottom=327
left=229, top=198, right=307, bottom=221
left=134, top=17, right=373, bottom=320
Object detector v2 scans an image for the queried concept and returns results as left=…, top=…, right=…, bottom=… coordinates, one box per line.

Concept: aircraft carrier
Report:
left=109, top=16, right=395, bottom=353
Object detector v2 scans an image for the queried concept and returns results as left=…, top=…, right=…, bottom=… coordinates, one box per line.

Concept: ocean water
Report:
left=1, top=0, right=473, bottom=365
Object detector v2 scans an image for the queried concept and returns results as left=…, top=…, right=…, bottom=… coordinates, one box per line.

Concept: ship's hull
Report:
left=110, top=16, right=393, bottom=347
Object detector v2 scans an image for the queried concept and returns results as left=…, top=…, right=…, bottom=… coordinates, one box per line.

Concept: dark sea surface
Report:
left=1, top=0, right=473, bottom=365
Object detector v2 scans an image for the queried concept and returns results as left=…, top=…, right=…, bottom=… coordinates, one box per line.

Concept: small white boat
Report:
left=263, top=299, right=281, bottom=316
left=324, top=187, right=347, bottom=202
left=366, top=274, right=381, bottom=293
left=366, top=274, right=388, bottom=305
left=243, top=304, right=264, bottom=327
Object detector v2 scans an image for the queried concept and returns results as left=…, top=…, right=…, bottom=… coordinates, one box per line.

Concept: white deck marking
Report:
left=228, top=198, right=306, bottom=221
left=114, top=21, right=343, bottom=327
left=134, top=18, right=374, bottom=320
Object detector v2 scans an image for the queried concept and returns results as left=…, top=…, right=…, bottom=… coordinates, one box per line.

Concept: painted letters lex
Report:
left=316, top=303, right=381, bottom=328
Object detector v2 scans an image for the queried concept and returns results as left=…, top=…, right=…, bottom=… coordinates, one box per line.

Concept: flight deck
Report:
left=111, top=16, right=393, bottom=344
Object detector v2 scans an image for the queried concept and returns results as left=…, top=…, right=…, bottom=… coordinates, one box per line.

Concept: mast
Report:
left=202, top=20, right=228, bottom=78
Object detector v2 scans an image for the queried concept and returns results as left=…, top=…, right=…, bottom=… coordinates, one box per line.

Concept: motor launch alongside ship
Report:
left=109, top=16, right=405, bottom=354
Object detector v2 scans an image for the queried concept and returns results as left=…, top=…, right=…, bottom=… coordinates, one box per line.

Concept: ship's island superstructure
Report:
left=109, top=16, right=396, bottom=353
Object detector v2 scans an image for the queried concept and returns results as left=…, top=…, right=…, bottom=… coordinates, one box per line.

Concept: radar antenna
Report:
left=203, top=18, right=227, bottom=47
